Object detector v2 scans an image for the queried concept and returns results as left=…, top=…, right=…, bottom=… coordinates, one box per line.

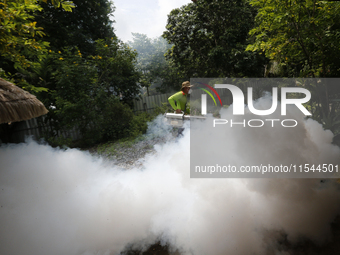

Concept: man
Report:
left=168, top=81, right=193, bottom=114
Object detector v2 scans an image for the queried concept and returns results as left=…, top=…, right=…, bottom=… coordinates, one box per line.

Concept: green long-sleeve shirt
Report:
left=168, top=91, right=188, bottom=112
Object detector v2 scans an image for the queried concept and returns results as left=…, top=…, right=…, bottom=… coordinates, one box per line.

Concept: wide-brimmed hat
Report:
left=181, top=81, right=193, bottom=90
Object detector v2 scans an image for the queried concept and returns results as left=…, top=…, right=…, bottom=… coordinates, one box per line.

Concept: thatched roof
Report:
left=0, top=78, right=48, bottom=124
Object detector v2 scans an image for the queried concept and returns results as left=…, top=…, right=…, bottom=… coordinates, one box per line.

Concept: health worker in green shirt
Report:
left=168, top=81, right=193, bottom=114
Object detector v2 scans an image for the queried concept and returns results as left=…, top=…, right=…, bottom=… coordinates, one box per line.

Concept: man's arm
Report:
left=168, top=92, right=182, bottom=112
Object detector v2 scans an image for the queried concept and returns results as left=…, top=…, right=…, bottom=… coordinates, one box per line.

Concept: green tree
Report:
left=0, top=0, right=74, bottom=89
left=245, top=0, right=340, bottom=133
left=38, top=39, right=141, bottom=146
left=34, top=0, right=115, bottom=56
left=162, top=0, right=267, bottom=78
left=92, top=39, right=141, bottom=104
left=246, top=0, right=340, bottom=77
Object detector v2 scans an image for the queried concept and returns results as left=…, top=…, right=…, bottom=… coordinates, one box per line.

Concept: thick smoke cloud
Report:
left=0, top=97, right=340, bottom=255
left=191, top=92, right=340, bottom=178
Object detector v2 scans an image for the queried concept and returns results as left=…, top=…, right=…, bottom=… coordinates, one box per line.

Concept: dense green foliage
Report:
left=1, top=0, right=52, bottom=76
left=35, top=0, right=115, bottom=56
left=247, top=0, right=340, bottom=78
left=0, top=0, right=74, bottom=70
left=39, top=39, right=141, bottom=146
left=163, top=0, right=268, bottom=78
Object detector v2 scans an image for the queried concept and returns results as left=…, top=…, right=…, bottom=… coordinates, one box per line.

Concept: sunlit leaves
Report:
left=247, top=0, right=340, bottom=77
left=40, top=0, right=75, bottom=11
left=0, top=0, right=74, bottom=73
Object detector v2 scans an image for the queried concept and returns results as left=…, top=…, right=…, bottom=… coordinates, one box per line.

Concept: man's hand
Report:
left=176, top=109, right=182, bottom=113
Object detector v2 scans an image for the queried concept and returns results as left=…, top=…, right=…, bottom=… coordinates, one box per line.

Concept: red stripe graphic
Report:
left=198, top=82, right=223, bottom=106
